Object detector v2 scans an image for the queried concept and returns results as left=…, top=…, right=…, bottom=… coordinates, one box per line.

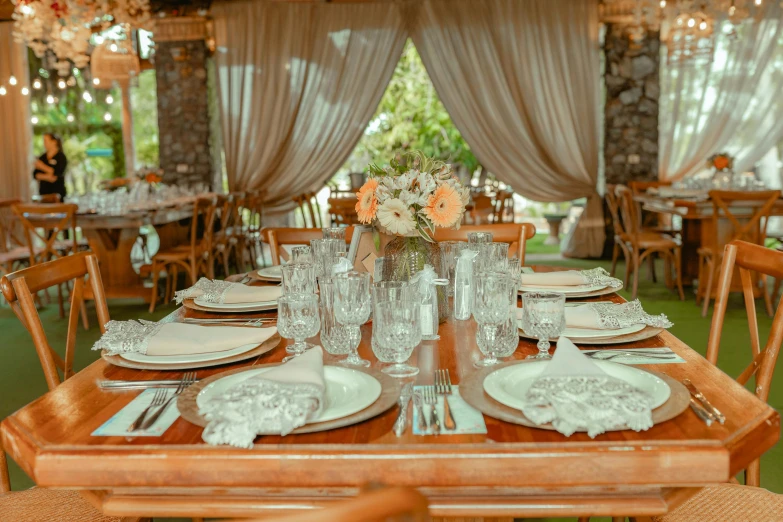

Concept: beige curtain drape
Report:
left=211, top=0, right=407, bottom=212
left=0, top=22, right=32, bottom=202
left=411, top=0, right=604, bottom=258
left=660, top=2, right=783, bottom=181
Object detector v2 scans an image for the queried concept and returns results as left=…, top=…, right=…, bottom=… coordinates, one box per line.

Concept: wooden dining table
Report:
left=1, top=269, right=779, bottom=520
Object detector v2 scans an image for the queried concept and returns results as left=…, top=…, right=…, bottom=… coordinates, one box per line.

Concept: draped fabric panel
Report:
left=659, top=1, right=783, bottom=181
left=411, top=0, right=604, bottom=258
left=0, top=22, right=32, bottom=202
left=211, top=0, right=407, bottom=212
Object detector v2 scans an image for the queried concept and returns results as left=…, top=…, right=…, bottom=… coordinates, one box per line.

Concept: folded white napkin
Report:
left=199, top=347, right=326, bottom=448
left=175, top=277, right=282, bottom=304
left=519, top=337, right=654, bottom=437
left=520, top=267, right=622, bottom=288
left=93, top=320, right=277, bottom=356
left=516, top=300, right=672, bottom=331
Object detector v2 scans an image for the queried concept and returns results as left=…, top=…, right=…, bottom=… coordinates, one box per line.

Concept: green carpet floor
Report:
left=0, top=246, right=780, bottom=521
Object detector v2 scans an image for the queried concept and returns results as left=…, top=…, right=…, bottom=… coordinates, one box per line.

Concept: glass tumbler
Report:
left=472, top=271, right=513, bottom=367
left=372, top=300, right=421, bottom=377
left=467, top=232, right=493, bottom=247
left=477, top=242, right=510, bottom=272
left=322, top=227, right=347, bottom=240
left=334, top=271, right=372, bottom=367
left=318, top=278, right=352, bottom=357
left=290, top=246, right=313, bottom=265
left=277, top=293, right=321, bottom=362
left=439, top=241, right=467, bottom=297
left=521, top=292, right=566, bottom=359
left=311, top=239, right=345, bottom=278
left=281, top=263, right=317, bottom=295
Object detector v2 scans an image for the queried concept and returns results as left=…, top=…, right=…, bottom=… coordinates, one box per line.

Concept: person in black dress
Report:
left=33, top=133, right=68, bottom=201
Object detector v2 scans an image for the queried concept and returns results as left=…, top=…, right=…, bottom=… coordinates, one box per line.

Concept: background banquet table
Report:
left=0, top=271, right=778, bottom=520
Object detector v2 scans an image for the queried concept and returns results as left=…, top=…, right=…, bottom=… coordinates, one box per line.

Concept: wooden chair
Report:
left=629, top=180, right=679, bottom=237
left=614, top=185, right=685, bottom=301
left=213, top=192, right=246, bottom=276
left=328, top=197, right=359, bottom=226
left=0, top=199, right=34, bottom=280
left=0, top=252, right=147, bottom=522
left=605, top=185, right=631, bottom=282
left=149, top=197, right=217, bottom=313
left=434, top=223, right=536, bottom=265
left=469, top=193, right=495, bottom=224
left=217, top=486, right=429, bottom=522
left=293, top=191, right=323, bottom=228
left=243, top=190, right=267, bottom=270
left=263, top=227, right=355, bottom=266
left=697, top=190, right=781, bottom=317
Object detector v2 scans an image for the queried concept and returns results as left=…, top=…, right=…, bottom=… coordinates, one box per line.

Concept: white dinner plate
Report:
left=193, top=297, right=278, bottom=311
left=120, top=342, right=259, bottom=365
left=483, top=360, right=671, bottom=412
left=196, top=366, right=382, bottom=427
left=518, top=322, right=646, bottom=339
left=257, top=266, right=283, bottom=280
left=519, top=283, right=608, bottom=295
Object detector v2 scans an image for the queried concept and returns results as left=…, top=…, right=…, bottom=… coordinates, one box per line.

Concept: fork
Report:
left=588, top=351, right=676, bottom=361
left=424, top=385, right=440, bottom=434
left=127, top=388, right=168, bottom=432
left=435, top=369, right=457, bottom=431
left=139, top=372, right=196, bottom=430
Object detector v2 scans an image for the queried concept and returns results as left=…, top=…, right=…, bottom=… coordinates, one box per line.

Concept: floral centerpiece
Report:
left=355, top=151, right=470, bottom=321
left=707, top=152, right=733, bottom=172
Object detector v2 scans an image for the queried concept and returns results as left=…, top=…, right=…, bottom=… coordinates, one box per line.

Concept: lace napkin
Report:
left=519, top=337, right=654, bottom=438
left=566, top=300, right=672, bottom=329
left=520, top=268, right=622, bottom=288
left=93, top=320, right=277, bottom=356
left=199, top=347, right=326, bottom=448
left=174, top=278, right=282, bottom=304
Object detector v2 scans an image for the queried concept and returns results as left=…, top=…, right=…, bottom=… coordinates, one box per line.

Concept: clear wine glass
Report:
left=281, top=263, right=316, bottom=295
left=521, top=292, right=566, bottom=359
left=472, top=271, right=512, bottom=367
left=318, top=278, right=352, bottom=358
left=333, top=271, right=372, bottom=367
left=372, top=300, right=420, bottom=377
left=439, top=241, right=467, bottom=297
left=277, top=293, right=321, bottom=362
left=290, top=246, right=313, bottom=265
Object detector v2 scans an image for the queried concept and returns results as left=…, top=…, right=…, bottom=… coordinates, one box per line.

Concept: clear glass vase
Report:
left=382, top=235, right=448, bottom=323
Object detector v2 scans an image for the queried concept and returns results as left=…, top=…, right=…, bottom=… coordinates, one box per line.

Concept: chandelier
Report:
left=12, top=0, right=154, bottom=74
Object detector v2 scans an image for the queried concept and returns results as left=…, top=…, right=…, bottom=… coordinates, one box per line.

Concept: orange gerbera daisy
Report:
left=423, top=184, right=462, bottom=228
left=355, top=178, right=379, bottom=224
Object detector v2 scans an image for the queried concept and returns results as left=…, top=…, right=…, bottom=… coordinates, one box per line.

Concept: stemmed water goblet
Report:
left=521, top=292, right=566, bottom=359
left=372, top=300, right=421, bottom=377
left=277, top=293, right=321, bottom=362
left=472, top=271, right=513, bottom=367
left=333, top=271, right=372, bottom=367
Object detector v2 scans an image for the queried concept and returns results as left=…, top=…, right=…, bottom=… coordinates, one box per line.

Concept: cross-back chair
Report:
left=434, top=223, right=536, bottom=266
left=628, top=180, right=679, bottom=236
left=149, top=197, right=217, bottom=313
left=0, top=252, right=147, bottom=522
left=614, top=185, right=685, bottom=301
left=697, top=190, right=781, bottom=317
left=0, top=198, right=32, bottom=280
left=469, top=193, right=496, bottom=224
left=263, top=227, right=355, bottom=266
left=213, top=192, right=246, bottom=276
left=217, top=486, right=429, bottom=522
left=293, top=192, right=323, bottom=228
left=243, top=190, right=267, bottom=270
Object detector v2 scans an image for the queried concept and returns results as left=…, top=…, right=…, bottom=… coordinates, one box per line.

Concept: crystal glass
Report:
left=333, top=271, right=372, bottom=367
left=372, top=300, right=421, bottom=377
left=476, top=242, right=510, bottom=272
left=521, top=292, right=566, bottom=359
left=290, top=246, right=313, bottom=265
left=318, top=278, right=351, bottom=357
left=277, top=293, right=321, bottom=362
left=496, top=275, right=520, bottom=359
left=311, top=239, right=346, bottom=278
left=281, top=263, right=316, bottom=295
left=322, top=227, right=346, bottom=240
left=439, top=241, right=467, bottom=297
left=472, top=271, right=512, bottom=367
left=371, top=280, right=413, bottom=351
left=467, top=232, right=493, bottom=246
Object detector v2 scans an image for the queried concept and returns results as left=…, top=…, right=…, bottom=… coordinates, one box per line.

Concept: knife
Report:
left=689, top=396, right=715, bottom=426
left=100, top=380, right=199, bottom=390
left=393, top=384, right=413, bottom=437
left=683, top=379, right=725, bottom=424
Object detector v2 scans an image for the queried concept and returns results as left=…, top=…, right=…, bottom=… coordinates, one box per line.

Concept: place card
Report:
left=412, top=385, right=487, bottom=435
left=92, top=388, right=180, bottom=437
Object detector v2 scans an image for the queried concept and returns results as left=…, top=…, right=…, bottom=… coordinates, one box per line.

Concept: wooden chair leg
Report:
left=674, top=248, right=685, bottom=301
left=611, top=243, right=620, bottom=277
left=57, top=283, right=65, bottom=318
left=149, top=260, right=160, bottom=314
left=761, top=274, right=774, bottom=317
left=0, top=449, right=10, bottom=492
left=701, top=257, right=715, bottom=317
left=774, top=277, right=782, bottom=305
left=647, top=254, right=656, bottom=282
left=632, top=249, right=641, bottom=300
left=746, top=458, right=761, bottom=487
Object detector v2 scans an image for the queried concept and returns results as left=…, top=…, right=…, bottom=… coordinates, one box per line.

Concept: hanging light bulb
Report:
left=699, top=20, right=708, bottom=30
left=66, top=114, right=75, bottom=122
left=31, top=116, right=39, bottom=124
left=755, top=0, right=762, bottom=5
left=687, top=17, right=696, bottom=27
left=93, top=78, right=100, bottom=86
left=110, top=43, right=118, bottom=52
left=659, top=0, right=666, bottom=8
left=0, top=86, right=6, bottom=96
left=104, top=112, right=112, bottom=121
left=46, top=94, right=55, bottom=104
left=83, top=91, right=93, bottom=103
left=32, top=79, right=42, bottom=90
left=57, top=79, right=66, bottom=89
left=21, top=87, right=29, bottom=96
left=9, top=76, right=17, bottom=86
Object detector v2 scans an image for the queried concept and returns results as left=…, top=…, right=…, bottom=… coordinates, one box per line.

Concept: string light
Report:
left=659, top=0, right=666, bottom=7
left=687, top=17, right=696, bottom=27
left=31, top=116, right=39, bottom=124
left=755, top=0, right=762, bottom=5
left=110, top=43, right=118, bottom=52
left=106, top=94, right=114, bottom=104
left=83, top=91, right=93, bottom=103
left=46, top=94, right=55, bottom=104
left=57, top=79, right=66, bottom=89
left=104, top=112, right=112, bottom=121
left=66, top=114, right=75, bottom=122
left=21, top=87, right=29, bottom=96
left=32, top=79, right=42, bottom=89
left=0, top=86, right=6, bottom=96
left=93, top=78, right=100, bottom=86
left=9, top=76, right=17, bottom=86
left=699, top=20, right=708, bottom=30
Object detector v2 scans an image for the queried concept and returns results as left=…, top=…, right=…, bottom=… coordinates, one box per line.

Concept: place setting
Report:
left=176, top=276, right=283, bottom=313
left=518, top=267, right=624, bottom=299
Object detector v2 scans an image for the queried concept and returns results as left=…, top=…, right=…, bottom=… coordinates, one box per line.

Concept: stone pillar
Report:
left=603, top=23, right=660, bottom=185
left=154, top=17, right=213, bottom=188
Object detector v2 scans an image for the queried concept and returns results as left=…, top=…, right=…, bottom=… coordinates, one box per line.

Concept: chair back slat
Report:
left=0, top=252, right=110, bottom=391
left=12, top=203, right=79, bottom=264
left=433, top=223, right=536, bottom=265
left=604, top=185, right=625, bottom=238
left=709, top=190, right=781, bottom=246
left=614, top=185, right=641, bottom=238
left=193, top=197, right=217, bottom=253
left=706, top=240, right=783, bottom=487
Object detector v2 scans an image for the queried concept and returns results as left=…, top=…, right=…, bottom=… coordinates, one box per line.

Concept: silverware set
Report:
left=586, top=349, right=677, bottom=361
left=404, top=369, right=458, bottom=435
left=100, top=379, right=201, bottom=391
left=684, top=378, right=725, bottom=425
left=182, top=318, right=274, bottom=327
left=127, top=372, right=196, bottom=432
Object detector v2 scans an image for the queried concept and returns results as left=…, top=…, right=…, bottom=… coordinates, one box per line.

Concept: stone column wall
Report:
left=604, top=23, right=660, bottom=185
left=154, top=18, right=213, bottom=188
